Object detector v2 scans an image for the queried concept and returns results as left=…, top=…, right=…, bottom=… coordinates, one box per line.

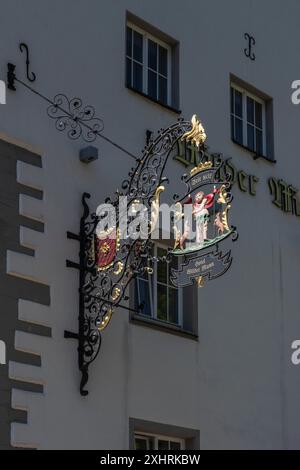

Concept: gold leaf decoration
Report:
left=113, top=261, right=124, bottom=275
left=217, top=185, right=228, bottom=204
left=181, top=114, right=207, bottom=148
left=190, top=160, right=213, bottom=177
left=221, top=205, right=231, bottom=231
left=150, top=185, right=165, bottom=233
left=196, top=276, right=205, bottom=288
left=111, top=287, right=121, bottom=301
left=98, top=308, right=113, bottom=331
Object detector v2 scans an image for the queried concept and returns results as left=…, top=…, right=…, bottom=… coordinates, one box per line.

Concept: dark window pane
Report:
left=126, top=27, right=132, bottom=57
left=255, top=101, right=262, bottom=128
left=169, top=288, right=178, bottom=324
left=148, top=39, right=157, bottom=71
left=148, top=438, right=154, bottom=450
left=126, top=58, right=132, bottom=87
left=159, top=76, right=168, bottom=104
left=148, top=70, right=157, bottom=100
left=230, top=114, right=234, bottom=140
left=230, top=87, right=234, bottom=114
left=157, top=284, right=167, bottom=321
left=235, top=117, right=243, bottom=144
left=158, top=440, right=169, bottom=450
left=135, top=438, right=148, bottom=450
left=157, top=247, right=167, bottom=283
left=135, top=279, right=151, bottom=316
left=133, top=62, right=143, bottom=92
left=256, top=129, right=263, bottom=155
left=234, top=90, right=243, bottom=117
left=247, top=124, right=255, bottom=151
left=157, top=247, right=167, bottom=257
left=170, top=441, right=181, bottom=450
left=159, top=45, right=168, bottom=76
left=133, top=31, right=143, bottom=63
left=247, top=97, right=254, bottom=124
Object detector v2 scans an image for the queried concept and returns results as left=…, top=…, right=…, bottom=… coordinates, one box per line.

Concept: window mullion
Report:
left=233, top=88, right=236, bottom=139
left=166, top=266, right=169, bottom=322
left=253, top=97, right=257, bottom=151
left=157, top=45, right=159, bottom=101
left=232, top=88, right=235, bottom=139
left=153, top=246, right=157, bottom=319
left=168, top=48, right=171, bottom=105
left=178, top=286, right=183, bottom=327
left=243, top=92, right=247, bottom=146
left=130, top=29, right=133, bottom=87
left=148, top=271, right=154, bottom=318
left=144, top=33, right=148, bottom=95
left=136, top=278, right=141, bottom=309
left=130, top=28, right=133, bottom=88
left=262, top=102, right=266, bottom=155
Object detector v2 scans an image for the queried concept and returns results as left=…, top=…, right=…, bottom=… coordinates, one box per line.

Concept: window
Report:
left=134, top=433, right=185, bottom=450
left=135, top=245, right=182, bottom=326
left=130, top=418, right=200, bottom=450
left=231, top=83, right=266, bottom=156
left=126, top=23, right=171, bottom=107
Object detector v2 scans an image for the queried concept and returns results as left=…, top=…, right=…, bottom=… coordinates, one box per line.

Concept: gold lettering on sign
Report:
left=249, top=175, right=260, bottom=196
left=174, top=140, right=201, bottom=167
left=238, top=171, right=248, bottom=192
left=174, top=138, right=300, bottom=220
left=174, top=146, right=259, bottom=197
left=269, top=177, right=300, bottom=217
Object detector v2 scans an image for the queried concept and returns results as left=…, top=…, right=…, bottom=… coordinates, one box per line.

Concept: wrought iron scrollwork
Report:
left=47, top=94, right=104, bottom=142
left=6, top=47, right=138, bottom=158
left=65, top=117, right=238, bottom=395
left=65, top=118, right=194, bottom=395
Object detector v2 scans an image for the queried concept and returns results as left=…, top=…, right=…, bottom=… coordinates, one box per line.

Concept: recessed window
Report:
left=135, top=245, right=182, bottom=326
left=230, top=83, right=266, bottom=157
left=130, top=418, right=200, bottom=450
left=126, top=22, right=173, bottom=107
left=134, top=433, right=185, bottom=450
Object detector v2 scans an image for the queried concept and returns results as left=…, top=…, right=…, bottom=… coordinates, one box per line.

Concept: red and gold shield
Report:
left=96, top=227, right=120, bottom=271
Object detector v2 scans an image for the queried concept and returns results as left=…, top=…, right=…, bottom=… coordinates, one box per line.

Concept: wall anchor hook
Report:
left=19, top=42, right=36, bottom=82
left=244, top=33, right=256, bottom=61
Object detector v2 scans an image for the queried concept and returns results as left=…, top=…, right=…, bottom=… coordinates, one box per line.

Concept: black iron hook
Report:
left=19, top=42, right=36, bottom=82
left=244, top=33, right=255, bottom=61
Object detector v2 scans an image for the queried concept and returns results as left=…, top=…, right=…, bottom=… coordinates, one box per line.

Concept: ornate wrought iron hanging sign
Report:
left=5, top=45, right=238, bottom=396
left=169, top=117, right=238, bottom=287
left=65, top=115, right=238, bottom=396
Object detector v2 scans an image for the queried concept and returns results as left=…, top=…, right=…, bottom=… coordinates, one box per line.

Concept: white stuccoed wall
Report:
left=0, top=0, right=299, bottom=449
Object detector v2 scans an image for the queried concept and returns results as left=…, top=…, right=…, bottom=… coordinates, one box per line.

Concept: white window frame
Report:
left=231, top=83, right=266, bottom=156
left=134, top=432, right=185, bottom=450
left=126, top=21, right=172, bottom=106
left=135, top=243, right=183, bottom=327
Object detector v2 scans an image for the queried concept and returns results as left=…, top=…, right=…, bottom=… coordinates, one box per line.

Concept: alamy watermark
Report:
left=291, top=340, right=300, bottom=365
left=0, top=80, right=6, bottom=104
left=95, top=192, right=221, bottom=249
left=0, top=340, right=6, bottom=365
left=291, top=81, right=300, bottom=104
